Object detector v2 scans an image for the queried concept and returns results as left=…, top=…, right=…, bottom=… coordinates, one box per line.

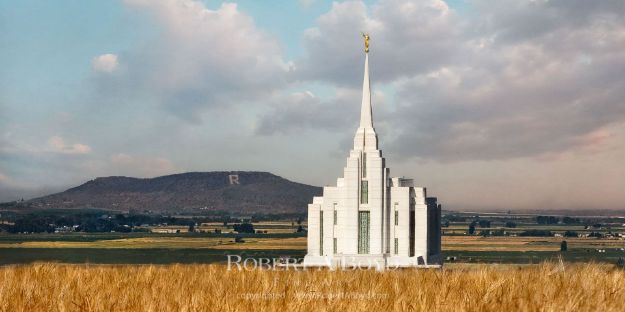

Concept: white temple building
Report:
left=303, top=35, right=442, bottom=269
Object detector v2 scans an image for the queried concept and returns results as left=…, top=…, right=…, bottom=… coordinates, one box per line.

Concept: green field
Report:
left=0, top=231, right=623, bottom=265
left=1, top=211, right=625, bottom=265
left=444, top=250, right=625, bottom=264
left=0, top=248, right=306, bottom=265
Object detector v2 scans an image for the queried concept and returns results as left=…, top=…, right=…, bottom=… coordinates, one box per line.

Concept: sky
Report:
left=1, top=0, right=625, bottom=211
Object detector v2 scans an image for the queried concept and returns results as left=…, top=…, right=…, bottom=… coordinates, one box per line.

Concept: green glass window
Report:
left=360, top=180, right=368, bottom=204
left=394, top=238, right=398, bottom=255
left=362, top=153, right=367, bottom=178
left=394, top=210, right=398, bottom=226
left=358, top=211, right=370, bottom=254
left=333, top=238, right=337, bottom=254
left=319, top=211, right=323, bottom=255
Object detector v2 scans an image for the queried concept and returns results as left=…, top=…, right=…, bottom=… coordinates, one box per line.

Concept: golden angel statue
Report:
left=362, top=32, right=370, bottom=53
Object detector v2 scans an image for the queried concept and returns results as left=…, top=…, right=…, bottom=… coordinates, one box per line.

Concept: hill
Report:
left=20, top=172, right=321, bottom=214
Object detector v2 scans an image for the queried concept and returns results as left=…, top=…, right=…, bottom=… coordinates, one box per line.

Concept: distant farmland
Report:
left=1, top=231, right=624, bottom=264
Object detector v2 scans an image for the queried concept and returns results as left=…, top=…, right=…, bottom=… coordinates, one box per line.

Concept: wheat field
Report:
left=0, top=262, right=623, bottom=311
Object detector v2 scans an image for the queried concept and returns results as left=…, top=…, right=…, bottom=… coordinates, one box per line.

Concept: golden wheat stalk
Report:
left=0, top=263, right=623, bottom=311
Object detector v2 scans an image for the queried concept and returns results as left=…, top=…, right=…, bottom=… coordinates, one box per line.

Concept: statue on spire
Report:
left=362, top=32, right=370, bottom=53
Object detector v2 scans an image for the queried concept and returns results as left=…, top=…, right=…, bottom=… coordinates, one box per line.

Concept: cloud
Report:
left=275, top=0, right=625, bottom=162
left=256, top=89, right=359, bottom=135
left=0, top=172, right=13, bottom=186
left=256, top=87, right=391, bottom=138
left=5, top=0, right=625, bottom=210
left=0, top=171, right=59, bottom=202
left=47, top=136, right=92, bottom=154
left=293, top=0, right=457, bottom=86
left=95, top=0, right=289, bottom=121
left=109, top=153, right=176, bottom=177
left=92, top=54, right=119, bottom=73
left=471, top=0, right=625, bottom=44
left=384, top=0, right=625, bottom=161
left=0, top=172, right=31, bottom=201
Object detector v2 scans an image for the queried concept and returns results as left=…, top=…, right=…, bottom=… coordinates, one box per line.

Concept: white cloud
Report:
left=385, top=0, right=625, bottom=161
left=294, top=0, right=457, bottom=85
left=95, top=0, right=289, bottom=121
left=47, top=136, right=92, bottom=154
left=277, top=0, right=625, bottom=161
left=92, top=54, right=119, bottom=73
left=256, top=88, right=389, bottom=136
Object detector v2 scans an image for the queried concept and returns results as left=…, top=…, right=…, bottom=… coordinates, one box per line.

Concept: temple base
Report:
left=303, top=254, right=442, bottom=270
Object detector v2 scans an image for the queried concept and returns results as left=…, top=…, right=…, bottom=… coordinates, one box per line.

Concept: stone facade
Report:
left=303, top=50, right=442, bottom=269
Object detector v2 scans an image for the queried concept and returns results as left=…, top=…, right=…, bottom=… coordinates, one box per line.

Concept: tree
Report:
left=468, top=222, right=476, bottom=235
left=478, top=220, right=491, bottom=228
left=233, top=223, right=255, bottom=234
left=563, top=217, right=581, bottom=224
left=505, top=221, right=517, bottom=228
left=445, top=215, right=467, bottom=222
left=519, top=230, right=553, bottom=237
left=536, top=216, right=559, bottom=225
left=564, top=230, right=578, bottom=237
left=560, top=240, right=568, bottom=252
left=589, top=232, right=603, bottom=238
left=188, top=224, right=195, bottom=233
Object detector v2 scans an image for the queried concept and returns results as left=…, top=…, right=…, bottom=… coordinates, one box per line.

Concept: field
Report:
left=2, top=214, right=624, bottom=311
left=2, top=231, right=625, bottom=264
left=1, top=262, right=624, bottom=311
left=2, top=232, right=625, bottom=264
left=2, top=213, right=625, bottom=265
left=443, top=236, right=625, bottom=263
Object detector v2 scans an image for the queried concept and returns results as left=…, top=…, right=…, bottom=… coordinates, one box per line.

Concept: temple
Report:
left=303, top=34, right=442, bottom=269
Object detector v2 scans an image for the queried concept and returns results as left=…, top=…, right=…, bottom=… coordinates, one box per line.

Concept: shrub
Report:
left=468, top=222, right=477, bottom=235
left=519, top=230, right=553, bottom=237
left=505, top=221, right=517, bottom=228
left=233, top=223, right=255, bottom=233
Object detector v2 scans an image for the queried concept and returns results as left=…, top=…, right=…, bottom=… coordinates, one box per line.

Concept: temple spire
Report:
left=353, top=33, right=378, bottom=151
left=359, top=33, right=373, bottom=129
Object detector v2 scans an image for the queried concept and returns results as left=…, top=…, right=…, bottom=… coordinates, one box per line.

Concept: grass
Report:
left=443, top=250, right=625, bottom=264
left=0, top=248, right=306, bottom=265
left=0, top=237, right=307, bottom=249
left=443, top=236, right=625, bottom=251
left=1, top=233, right=624, bottom=264
left=0, top=232, right=305, bottom=242
left=1, top=262, right=624, bottom=311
